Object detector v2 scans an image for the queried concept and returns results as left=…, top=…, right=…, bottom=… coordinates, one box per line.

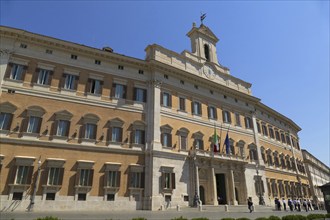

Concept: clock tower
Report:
left=186, top=22, right=220, bottom=65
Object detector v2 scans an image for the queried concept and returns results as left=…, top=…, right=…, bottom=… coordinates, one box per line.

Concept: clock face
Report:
left=203, top=65, right=216, bottom=80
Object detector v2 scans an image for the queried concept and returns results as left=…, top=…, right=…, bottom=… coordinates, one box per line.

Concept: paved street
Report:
left=0, top=205, right=328, bottom=220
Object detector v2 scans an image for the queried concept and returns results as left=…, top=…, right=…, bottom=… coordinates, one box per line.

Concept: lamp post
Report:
left=28, top=158, right=41, bottom=212
left=256, top=164, right=265, bottom=205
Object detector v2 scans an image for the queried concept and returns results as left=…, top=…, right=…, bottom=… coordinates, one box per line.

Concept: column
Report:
left=229, top=168, right=237, bottom=205
left=211, top=166, right=218, bottom=205
left=196, top=165, right=200, bottom=197
left=251, top=113, right=264, bottom=166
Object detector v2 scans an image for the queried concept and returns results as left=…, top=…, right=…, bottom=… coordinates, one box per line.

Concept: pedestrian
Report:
left=274, top=198, right=278, bottom=210
left=307, top=199, right=312, bottom=211
left=282, top=198, right=287, bottom=211
left=303, top=199, right=308, bottom=212
left=247, top=197, right=253, bottom=213
left=277, top=199, right=282, bottom=211
left=297, top=199, right=301, bottom=212
left=293, top=198, right=297, bottom=210
left=193, top=191, right=200, bottom=207
left=288, top=199, right=293, bottom=211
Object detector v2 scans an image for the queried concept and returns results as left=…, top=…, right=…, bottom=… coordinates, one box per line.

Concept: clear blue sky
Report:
left=1, top=1, right=329, bottom=166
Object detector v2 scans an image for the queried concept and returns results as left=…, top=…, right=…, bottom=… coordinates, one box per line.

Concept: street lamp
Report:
left=256, top=164, right=265, bottom=205
left=28, top=158, right=41, bottom=212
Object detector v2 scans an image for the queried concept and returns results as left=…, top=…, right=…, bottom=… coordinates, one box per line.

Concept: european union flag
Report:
left=224, top=133, right=230, bottom=154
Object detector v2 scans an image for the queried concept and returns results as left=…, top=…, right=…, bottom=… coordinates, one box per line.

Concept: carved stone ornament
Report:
left=0, top=49, right=12, bottom=56
left=202, top=65, right=216, bottom=80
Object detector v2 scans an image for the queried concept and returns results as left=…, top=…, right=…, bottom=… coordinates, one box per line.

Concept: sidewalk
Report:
left=0, top=206, right=328, bottom=220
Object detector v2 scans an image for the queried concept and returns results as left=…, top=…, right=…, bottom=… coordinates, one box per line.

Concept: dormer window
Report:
left=204, top=44, right=210, bottom=61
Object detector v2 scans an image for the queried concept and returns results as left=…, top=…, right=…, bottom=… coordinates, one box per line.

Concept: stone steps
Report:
left=181, top=205, right=274, bottom=212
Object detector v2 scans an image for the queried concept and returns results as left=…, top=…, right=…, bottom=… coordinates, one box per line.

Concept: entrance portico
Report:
left=192, top=151, right=248, bottom=206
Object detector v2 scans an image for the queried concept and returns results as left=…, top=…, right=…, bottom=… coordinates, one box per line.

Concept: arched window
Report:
left=160, top=124, right=173, bottom=148
left=204, top=44, right=210, bottom=61
left=131, top=121, right=146, bottom=145
left=192, top=131, right=204, bottom=150
left=177, top=127, right=189, bottom=150
left=108, top=117, right=124, bottom=143
left=81, top=113, right=100, bottom=141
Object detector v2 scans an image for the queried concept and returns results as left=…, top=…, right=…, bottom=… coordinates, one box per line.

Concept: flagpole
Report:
left=219, top=123, right=222, bottom=154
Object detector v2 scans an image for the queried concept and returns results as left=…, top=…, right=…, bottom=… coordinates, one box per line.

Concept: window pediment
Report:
left=83, top=114, right=100, bottom=124
left=104, top=162, right=121, bottom=171
left=15, top=156, right=36, bottom=166
left=160, top=166, right=174, bottom=173
left=0, top=102, right=17, bottom=113
left=46, top=158, right=66, bottom=167
left=55, top=110, right=73, bottom=121
left=160, top=124, right=173, bottom=133
left=248, top=143, right=257, bottom=149
left=177, top=127, right=189, bottom=136
left=192, top=131, right=204, bottom=139
left=132, top=120, right=145, bottom=130
left=237, top=140, right=246, bottom=147
left=129, top=164, right=144, bottom=172
left=77, top=160, right=94, bottom=169
left=27, top=106, right=46, bottom=117
left=109, top=117, right=124, bottom=127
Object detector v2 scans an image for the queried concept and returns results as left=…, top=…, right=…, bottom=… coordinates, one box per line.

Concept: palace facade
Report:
left=0, top=23, right=310, bottom=211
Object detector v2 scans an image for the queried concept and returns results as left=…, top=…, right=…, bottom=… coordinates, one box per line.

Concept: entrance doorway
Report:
left=199, top=186, right=205, bottom=205
left=216, top=173, right=227, bottom=204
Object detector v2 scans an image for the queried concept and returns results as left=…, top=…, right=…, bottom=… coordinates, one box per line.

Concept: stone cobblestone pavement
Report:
left=0, top=206, right=328, bottom=220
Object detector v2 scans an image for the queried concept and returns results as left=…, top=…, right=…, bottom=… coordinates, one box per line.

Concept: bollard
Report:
left=224, top=204, right=229, bottom=212
left=177, top=205, right=180, bottom=211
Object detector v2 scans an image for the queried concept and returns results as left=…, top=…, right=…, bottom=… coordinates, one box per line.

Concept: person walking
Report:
left=247, top=197, right=253, bottom=213
left=288, top=199, right=294, bottom=211
left=282, top=198, right=287, bottom=211
left=297, top=199, right=301, bottom=212
left=303, top=199, right=308, bottom=212
left=293, top=198, right=297, bottom=210
left=277, top=199, right=282, bottom=211
left=307, top=199, right=312, bottom=211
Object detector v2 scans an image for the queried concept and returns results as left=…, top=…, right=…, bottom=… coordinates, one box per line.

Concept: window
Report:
left=180, top=135, right=187, bottom=150
left=85, top=123, right=97, bottom=140
left=286, top=136, right=291, bottom=145
left=12, top=192, right=23, bottom=200
left=56, top=120, right=70, bottom=137
left=106, top=171, right=120, bottom=187
left=15, top=165, right=31, bottom=184
left=192, top=101, right=202, bottom=115
left=78, top=193, right=86, bottom=201
left=63, top=74, right=78, bottom=90
left=245, top=117, right=253, bottom=129
left=20, top=43, right=27, bottom=48
left=275, top=130, right=280, bottom=141
left=222, top=110, right=231, bottom=123
left=107, top=194, right=115, bottom=201
left=95, top=60, right=101, bottom=65
left=210, top=90, right=213, bottom=95
left=113, top=83, right=127, bottom=99
left=134, top=88, right=147, bottom=102
left=281, top=133, right=286, bottom=144
left=36, top=69, right=51, bottom=85
left=71, top=54, right=77, bottom=60
left=48, top=167, right=64, bottom=185
left=267, top=153, right=273, bottom=166
left=10, top=64, right=25, bottom=80
left=195, top=139, right=204, bottom=150
left=208, top=106, right=217, bottom=119
left=179, top=97, right=186, bottom=111
left=138, top=70, right=144, bottom=74
left=88, top=79, right=102, bottom=95
left=27, top=116, right=41, bottom=134
left=256, top=122, right=261, bottom=133
left=77, top=169, right=93, bottom=187
left=129, top=172, right=144, bottom=188
left=162, top=92, right=172, bottom=107
left=235, top=113, right=241, bottom=126
left=133, top=129, right=145, bottom=145
left=269, top=127, right=275, bottom=139
left=249, top=148, right=258, bottom=161
left=180, top=80, right=184, bottom=85
left=110, top=127, right=121, bottom=142
left=118, top=65, right=124, bottom=70
left=161, top=171, right=175, bottom=190
left=46, top=193, right=56, bottom=200
left=262, top=125, right=268, bottom=136
left=164, top=74, right=168, bottom=79
left=194, top=85, right=198, bottom=89
left=204, top=44, right=210, bottom=61
left=46, top=49, right=53, bottom=54
left=161, top=133, right=172, bottom=148
left=0, top=112, right=13, bottom=130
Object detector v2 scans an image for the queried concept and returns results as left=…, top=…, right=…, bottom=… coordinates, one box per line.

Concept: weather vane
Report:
left=200, top=12, right=206, bottom=24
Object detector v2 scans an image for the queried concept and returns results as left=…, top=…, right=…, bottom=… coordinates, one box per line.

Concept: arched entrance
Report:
left=199, top=186, right=205, bottom=205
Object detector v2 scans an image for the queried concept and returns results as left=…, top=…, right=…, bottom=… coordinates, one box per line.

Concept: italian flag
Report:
left=213, top=127, right=219, bottom=152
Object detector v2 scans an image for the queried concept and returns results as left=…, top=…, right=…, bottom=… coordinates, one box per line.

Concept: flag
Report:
left=213, top=127, right=219, bottom=153
left=200, top=13, right=206, bottom=22
left=224, top=133, right=230, bottom=154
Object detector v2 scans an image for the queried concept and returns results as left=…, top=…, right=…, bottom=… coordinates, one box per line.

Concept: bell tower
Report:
left=186, top=23, right=220, bottom=65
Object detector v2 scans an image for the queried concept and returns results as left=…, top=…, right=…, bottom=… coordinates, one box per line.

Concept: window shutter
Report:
left=111, top=83, right=116, bottom=97
left=47, top=70, right=53, bottom=85
left=75, top=169, right=80, bottom=186
left=4, top=63, right=13, bottom=79
left=244, top=117, right=248, bottom=128
left=99, top=81, right=104, bottom=94
left=207, top=106, right=210, bottom=118
left=161, top=133, right=164, bottom=146
left=93, top=124, right=97, bottom=140
left=161, top=172, right=165, bottom=189
left=58, top=167, right=64, bottom=185
left=142, top=131, right=145, bottom=145
left=191, top=102, right=194, bottom=115
left=222, top=110, right=225, bottom=122
left=123, top=85, right=127, bottom=99
left=119, top=127, right=123, bottom=142
left=130, top=130, right=135, bottom=144
left=133, top=88, right=137, bottom=101
left=104, top=172, right=108, bottom=187
left=88, top=169, right=94, bottom=186
left=79, top=124, right=86, bottom=139
left=169, top=134, right=172, bottom=147
left=21, top=117, right=29, bottom=133
left=5, top=113, right=13, bottom=131
left=21, top=65, right=28, bottom=81
left=141, top=172, right=145, bottom=188
left=41, top=167, right=49, bottom=185
left=171, top=173, right=176, bottom=189
left=116, top=171, right=121, bottom=188
left=214, top=108, right=218, bottom=119
left=108, top=127, right=112, bottom=142
left=169, top=94, right=172, bottom=107
left=32, top=68, right=40, bottom=84
left=37, top=117, right=42, bottom=133
left=9, top=165, right=17, bottom=184
left=228, top=112, right=232, bottom=123
left=74, top=76, right=79, bottom=90
left=65, top=121, right=71, bottom=137
left=51, top=120, right=58, bottom=136
left=61, top=74, right=67, bottom=88
left=160, top=92, right=163, bottom=106
left=26, top=165, right=34, bottom=184
left=143, top=89, right=147, bottom=103
left=86, top=78, right=92, bottom=93
left=128, top=171, right=132, bottom=188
